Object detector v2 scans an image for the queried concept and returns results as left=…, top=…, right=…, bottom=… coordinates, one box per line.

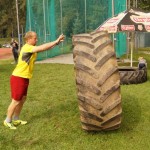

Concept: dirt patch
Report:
left=0, top=48, right=13, bottom=60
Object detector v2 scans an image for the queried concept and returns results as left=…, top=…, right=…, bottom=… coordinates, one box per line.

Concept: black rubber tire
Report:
left=73, top=31, right=122, bottom=131
left=119, top=66, right=147, bottom=85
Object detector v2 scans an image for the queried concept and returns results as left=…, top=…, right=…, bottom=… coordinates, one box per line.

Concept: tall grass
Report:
left=0, top=52, right=150, bottom=150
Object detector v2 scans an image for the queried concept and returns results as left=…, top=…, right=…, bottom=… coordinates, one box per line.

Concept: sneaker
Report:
left=3, top=120, right=17, bottom=130
left=13, top=120, right=27, bottom=126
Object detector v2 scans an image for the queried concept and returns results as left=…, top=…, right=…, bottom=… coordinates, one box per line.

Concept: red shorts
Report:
left=10, top=75, right=29, bottom=101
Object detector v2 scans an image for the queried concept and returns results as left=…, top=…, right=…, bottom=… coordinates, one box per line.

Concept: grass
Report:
left=0, top=38, right=12, bottom=47
left=138, top=47, right=150, bottom=51
left=1, top=52, right=150, bottom=150
left=0, top=38, right=11, bottom=43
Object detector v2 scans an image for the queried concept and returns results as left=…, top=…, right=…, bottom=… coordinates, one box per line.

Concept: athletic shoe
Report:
left=3, top=120, right=17, bottom=130
left=13, top=120, right=27, bottom=126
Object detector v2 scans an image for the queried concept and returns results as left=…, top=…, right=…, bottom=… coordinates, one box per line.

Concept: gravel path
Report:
left=35, top=53, right=74, bottom=64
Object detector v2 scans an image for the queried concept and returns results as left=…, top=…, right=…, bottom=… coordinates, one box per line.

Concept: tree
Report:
left=0, top=0, right=26, bottom=38
left=129, top=0, right=150, bottom=10
left=0, top=0, right=150, bottom=39
left=72, top=12, right=84, bottom=34
left=138, top=0, right=150, bottom=10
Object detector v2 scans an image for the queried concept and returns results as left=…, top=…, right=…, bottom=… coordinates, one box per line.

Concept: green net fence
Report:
left=108, top=0, right=127, bottom=57
left=26, top=0, right=127, bottom=60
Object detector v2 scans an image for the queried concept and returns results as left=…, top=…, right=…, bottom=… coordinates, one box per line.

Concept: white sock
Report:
left=13, top=116, right=19, bottom=120
left=5, top=117, right=12, bottom=123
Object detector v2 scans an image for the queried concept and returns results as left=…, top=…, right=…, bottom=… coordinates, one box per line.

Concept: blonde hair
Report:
left=24, top=31, right=36, bottom=41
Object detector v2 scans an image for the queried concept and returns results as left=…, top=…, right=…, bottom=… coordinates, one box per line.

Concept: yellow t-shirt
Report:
left=12, top=44, right=37, bottom=79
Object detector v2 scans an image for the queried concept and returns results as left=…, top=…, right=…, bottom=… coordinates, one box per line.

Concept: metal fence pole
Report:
left=112, top=0, right=115, bottom=49
left=16, top=0, right=20, bottom=51
left=85, top=0, right=87, bottom=32
left=28, top=0, right=31, bottom=30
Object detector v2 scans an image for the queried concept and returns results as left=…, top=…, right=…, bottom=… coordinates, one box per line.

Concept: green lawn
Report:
left=0, top=53, right=150, bottom=150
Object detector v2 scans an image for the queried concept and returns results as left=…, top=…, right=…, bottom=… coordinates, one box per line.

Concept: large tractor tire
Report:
left=73, top=31, right=122, bottom=131
left=119, top=66, right=147, bottom=85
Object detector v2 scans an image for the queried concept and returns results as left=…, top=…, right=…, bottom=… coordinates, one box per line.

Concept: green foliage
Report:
left=138, top=0, right=150, bottom=11
left=86, top=1, right=108, bottom=32
left=72, top=12, right=84, bottom=34
left=62, top=11, right=76, bottom=37
left=0, top=0, right=150, bottom=39
left=0, top=0, right=25, bottom=38
left=0, top=38, right=11, bottom=44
